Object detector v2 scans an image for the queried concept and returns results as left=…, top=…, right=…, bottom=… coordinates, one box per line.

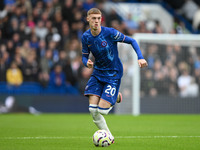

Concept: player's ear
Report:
left=86, top=16, right=90, bottom=22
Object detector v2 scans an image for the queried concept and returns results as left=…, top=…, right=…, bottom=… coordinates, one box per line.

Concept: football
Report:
left=92, top=130, right=112, bottom=147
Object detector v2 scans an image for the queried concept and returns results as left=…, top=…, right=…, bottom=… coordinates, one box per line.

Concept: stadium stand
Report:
left=0, top=0, right=199, bottom=96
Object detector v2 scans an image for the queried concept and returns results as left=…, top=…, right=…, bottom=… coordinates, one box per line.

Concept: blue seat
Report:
left=0, top=82, right=79, bottom=95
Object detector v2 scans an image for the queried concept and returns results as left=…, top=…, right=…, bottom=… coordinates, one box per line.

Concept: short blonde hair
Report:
left=87, top=8, right=102, bottom=16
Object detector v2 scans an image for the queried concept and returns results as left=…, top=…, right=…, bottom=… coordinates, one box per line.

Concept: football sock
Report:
left=89, top=104, right=113, bottom=137
left=98, top=106, right=113, bottom=115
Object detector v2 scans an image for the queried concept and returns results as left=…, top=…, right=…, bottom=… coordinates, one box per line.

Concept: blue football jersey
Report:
left=82, top=27, right=125, bottom=81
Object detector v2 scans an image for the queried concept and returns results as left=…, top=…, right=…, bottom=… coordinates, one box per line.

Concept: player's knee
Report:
left=98, top=108, right=109, bottom=115
left=97, top=107, right=112, bottom=115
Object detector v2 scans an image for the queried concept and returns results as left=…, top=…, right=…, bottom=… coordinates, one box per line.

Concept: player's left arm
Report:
left=111, top=28, right=148, bottom=68
left=123, top=36, right=148, bottom=68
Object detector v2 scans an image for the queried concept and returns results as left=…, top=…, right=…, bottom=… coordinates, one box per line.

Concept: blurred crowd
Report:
left=0, top=0, right=199, bottom=95
left=140, top=43, right=200, bottom=98
left=0, top=0, right=95, bottom=93
left=165, top=0, right=200, bottom=32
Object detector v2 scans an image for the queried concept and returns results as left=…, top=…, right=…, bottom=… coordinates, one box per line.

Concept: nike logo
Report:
left=88, top=44, right=92, bottom=47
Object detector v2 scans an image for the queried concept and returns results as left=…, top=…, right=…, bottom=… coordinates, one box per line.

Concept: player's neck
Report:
left=91, top=27, right=101, bottom=36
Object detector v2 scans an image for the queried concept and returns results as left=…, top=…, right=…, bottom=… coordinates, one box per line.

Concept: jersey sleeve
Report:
left=123, top=36, right=144, bottom=59
left=110, top=28, right=126, bottom=42
left=81, top=35, right=90, bottom=67
left=82, top=35, right=90, bottom=54
left=110, top=28, right=144, bottom=60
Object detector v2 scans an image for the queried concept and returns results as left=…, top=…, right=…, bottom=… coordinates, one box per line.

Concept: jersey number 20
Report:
left=105, top=85, right=116, bottom=96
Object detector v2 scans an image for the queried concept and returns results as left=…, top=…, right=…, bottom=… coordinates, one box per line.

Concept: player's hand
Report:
left=138, top=59, right=148, bottom=68
left=87, top=59, right=94, bottom=69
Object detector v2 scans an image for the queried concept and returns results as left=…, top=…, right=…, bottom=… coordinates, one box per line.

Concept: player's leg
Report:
left=89, top=95, right=111, bottom=131
left=96, top=98, right=114, bottom=143
left=100, top=78, right=121, bottom=107
left=89, top=95, right=114, bottom=143
left=98, top=99, right=113, bottom=115
left=85, top=76, right=112, bottom=137
left=97, top=79, right=121, bottom=143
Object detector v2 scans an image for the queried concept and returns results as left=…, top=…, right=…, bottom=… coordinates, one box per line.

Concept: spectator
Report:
left=62, top=0, right=75, bottom=28
left=177, top=66, right=199, bottom=98
left=123, top=13, right=139, bottom=35
left=6, top=61, right=23, bottom=86
left=71, top=11, right=84, bottom=39
left=193, top=4, right=200, bottom=31
left=37, top=39, right=47, bottom=59
left=83, top=0, right=96, bottom=11
left=77, top=66, right=92, bottom=94
left=39, top=49, right=53, bottom=87
left=52, top=0, right=62, bottom=11
left=27, top=16, right=35, bottom=29
left=177, top=0, right=198, bottom=23
left=63, top=60, right=77, bottom=86
left=13, top=48, right=25, bottom=70
left=58, top=50, right=78, bottom=86
left=16, top=0, right=32, bottom=18
left=0, top=30, right=5, bottom=46
left=45, top=20, right=55, bottom=44
left=6, top=40, right=15, bottom=60
left=106, top=9, right=122, bottom=27
left=23, top=51, right=38, bottom=82
left=30, top=34, right=39, bottom=49
left=153, top=20, right=164, bottom=33
left=40, top=11, right=49, bottom=25
left=0, top=50, right=10, bottom=81
left=52, top=33, right=62, bottom=50
left=19, top=40, right=31, bottom=59
left=8, top=18, right=19, bottom=37
left=53, top=10, right=63, bottom=35
left=66, top=38, right=81, bottom=62
left=35, top=20, right=48, bottom=40
left=61, top=21, right=70, bottom=49
left=12, top=32, right=21, bottom=48
left=48, top=40, right=60, bottom=63
left=194, top=56, right=200, bottom=78
left=49, top=64, right=66, bottom=87
left=141, top=69, right=155, bottom=96
left=168, top=67, right=178, bottom=97
left=43, top=0, right=54, bottom=18
left=153, top=59, right=169, bottom=95
left=18, top=21, right=30, bottom=42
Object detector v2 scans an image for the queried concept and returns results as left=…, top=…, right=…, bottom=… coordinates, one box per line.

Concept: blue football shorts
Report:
left=84, top=75, right=121, bottom=106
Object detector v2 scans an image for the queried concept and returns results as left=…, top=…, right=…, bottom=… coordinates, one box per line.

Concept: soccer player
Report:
left=81, top=8, right=148, bottom=143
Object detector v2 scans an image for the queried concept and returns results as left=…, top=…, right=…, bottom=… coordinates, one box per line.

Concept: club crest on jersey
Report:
left=101, top=41, right=107, bottom=47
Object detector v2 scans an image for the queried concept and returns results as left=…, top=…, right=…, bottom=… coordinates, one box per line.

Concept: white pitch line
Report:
left=1, top=136, right=200, bottom=140
left=117, top=136, right=200, bottom=138
left=1, top=137, right=89, bottom=140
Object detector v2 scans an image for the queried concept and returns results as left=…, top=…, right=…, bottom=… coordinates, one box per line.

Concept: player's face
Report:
left=87, top=14, right=102, bottom=31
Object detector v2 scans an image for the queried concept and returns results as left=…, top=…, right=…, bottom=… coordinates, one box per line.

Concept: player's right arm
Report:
left=87, top=59, right=94, bottom=68
left=81, top=35, right=93, bottom=68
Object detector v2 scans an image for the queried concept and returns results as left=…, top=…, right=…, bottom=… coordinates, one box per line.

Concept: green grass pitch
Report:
left=0, top=114, right=200, bottom=150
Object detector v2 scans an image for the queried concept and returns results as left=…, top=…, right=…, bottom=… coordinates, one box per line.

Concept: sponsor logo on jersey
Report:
left=101, top=41, right=107, bottom=47
left=106, top=94, right=112, bottom=97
